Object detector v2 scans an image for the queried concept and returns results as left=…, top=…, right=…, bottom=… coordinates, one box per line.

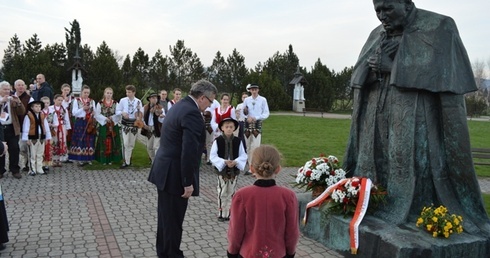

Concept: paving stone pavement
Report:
left=1, top=162, right=489, bottom=258
left=0, top=162, right=345, bottom=258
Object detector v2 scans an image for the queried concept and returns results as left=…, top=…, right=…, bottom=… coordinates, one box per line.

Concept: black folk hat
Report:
left=146, top=93, right=161, bottom=102
left=218, top=117, right=239, bottom=132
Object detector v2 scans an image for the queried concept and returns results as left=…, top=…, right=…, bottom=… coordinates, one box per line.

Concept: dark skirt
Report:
left=68, top=118, right=96, bottom=161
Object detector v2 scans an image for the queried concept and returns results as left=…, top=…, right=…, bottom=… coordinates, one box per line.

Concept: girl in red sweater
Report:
left=227, top=145, right=299, bottom=258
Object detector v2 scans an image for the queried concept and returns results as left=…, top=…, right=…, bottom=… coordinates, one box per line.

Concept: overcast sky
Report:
left=0, top=0, right=489, bottom=73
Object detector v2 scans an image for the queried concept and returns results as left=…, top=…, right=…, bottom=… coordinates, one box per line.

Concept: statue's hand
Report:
left=368, top=51, right=394, bottom=73
left=382, top=40, right=399, bottom=59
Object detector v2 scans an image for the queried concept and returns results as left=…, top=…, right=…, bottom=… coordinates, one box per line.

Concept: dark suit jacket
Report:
left=148, top=96, right=205, bottom=196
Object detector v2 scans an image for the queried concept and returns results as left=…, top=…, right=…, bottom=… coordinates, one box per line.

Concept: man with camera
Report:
left=0, top=81, right=25, bottom=179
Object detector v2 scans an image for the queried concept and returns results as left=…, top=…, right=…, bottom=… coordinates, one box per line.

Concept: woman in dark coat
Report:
left=0, top=124, right=9, bottom=250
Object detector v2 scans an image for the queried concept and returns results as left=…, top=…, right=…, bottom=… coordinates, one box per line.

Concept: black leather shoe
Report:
left=22, top=167, right=29, bottom=172
left=218, top=216, right=226, bottom=222
left=120, top=163, right=130, bottom=169
left=0, top=243, right=6, bottom=250
left=244, top=171, right=252, bottom=175
left=12, top=172, right=22, bottom=179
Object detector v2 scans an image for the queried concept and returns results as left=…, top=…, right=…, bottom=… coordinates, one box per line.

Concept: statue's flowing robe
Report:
left=344, top=7, right=490, bottom=236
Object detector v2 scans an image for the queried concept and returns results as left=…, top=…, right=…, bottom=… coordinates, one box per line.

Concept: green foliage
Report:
left=89, top=41, right=123, bottom=100
left=168, top=40, right=205, bottom=92
left=149, top=49, right=170, bottom=91
left=246, top=70, right=289, bottom=111
left=466, top=94, right=488, bottom=117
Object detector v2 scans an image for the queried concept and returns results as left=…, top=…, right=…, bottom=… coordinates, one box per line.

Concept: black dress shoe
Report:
left=63, top=160, right=73, bottom=164
left=12, top=172, right=22, bottom=179
left=244, top=171, right=252, bottom=175
left=0, top=243, right=6, bottom=250
left=22, top=167, right=29, bottom=172
left=218, top=216, right=226, bottom=222
left=120, top=163, right=130, bottom=169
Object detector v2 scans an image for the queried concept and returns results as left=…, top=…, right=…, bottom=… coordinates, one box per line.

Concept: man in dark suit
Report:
left=148, top=79, right=217, bottom=258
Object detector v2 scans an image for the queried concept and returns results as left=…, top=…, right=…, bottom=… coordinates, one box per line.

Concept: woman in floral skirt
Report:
left=68, top=85, right=96, bottom=165
left=94, top=87, right=122, bottom=165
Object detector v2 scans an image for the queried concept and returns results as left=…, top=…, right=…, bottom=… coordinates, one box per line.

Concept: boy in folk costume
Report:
left=116, top=85, right=143, bottom=168
left=50, top=94, right=71, bottom=167
left=209, top=118, right=247, bottom=222
left=22, top=101, right=54, bottom=176
left=141, top=93, right=164, bottom=164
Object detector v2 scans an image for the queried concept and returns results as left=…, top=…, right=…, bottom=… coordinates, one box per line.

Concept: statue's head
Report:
left=373, top=0, right=414, bottom=33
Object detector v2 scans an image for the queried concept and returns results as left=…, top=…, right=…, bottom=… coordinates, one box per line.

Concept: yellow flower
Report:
left=444, top=231, right=450, bottom=238
left=432, top=232, right=438, bottom=237
left=432, top=217, right=438, bottom=223
left=416, top=218, right=423, bottom=226
left=427, top=224, right=432, bottom=231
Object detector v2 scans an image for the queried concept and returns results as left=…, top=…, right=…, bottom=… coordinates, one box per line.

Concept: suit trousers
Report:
left=0, top=125, right=20, bottom=174
left=156, top=190, right=188, bottom=258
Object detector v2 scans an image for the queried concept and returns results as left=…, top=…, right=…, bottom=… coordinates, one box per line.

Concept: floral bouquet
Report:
left=327, top=177, right=386, bottom=216
left=416, top=205, right=463, bottom=238
left=293, top=154, right=346, bottom=193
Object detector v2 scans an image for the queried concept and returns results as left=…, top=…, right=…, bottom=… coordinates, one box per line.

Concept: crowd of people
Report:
left=0, top=76, right=298, bottom=257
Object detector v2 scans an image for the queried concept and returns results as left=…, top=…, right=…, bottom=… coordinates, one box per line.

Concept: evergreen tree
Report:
left=149, top=49, right=170, bottom=91
left=304, top=59, right=335, bottom=111
left=207, top=51, right=227, bottom=91
left=90, top=41, right=123, bottom=99
left=121, top=55, right=132, bottom=85
left=65, top=19, right=81, bottom=63
left=131, top=47, right=150, bottom=94
left=225, top=49, right=248, bottom=103
left=168, top=40, right=204, bottom=92
left=1, top=34, right=25, bottom=83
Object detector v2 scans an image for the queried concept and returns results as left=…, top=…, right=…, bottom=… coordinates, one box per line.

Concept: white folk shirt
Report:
left=117, top=97, right=143, bottom=120
left=243, top=95, right=269, bottom=121
left=21, top=113, right=54, bottom=141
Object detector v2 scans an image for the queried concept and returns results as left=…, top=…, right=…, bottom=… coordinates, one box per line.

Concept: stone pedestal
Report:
left=298, top=193, right=490, bottom=258
left=293, top=100, right=305, bottom=112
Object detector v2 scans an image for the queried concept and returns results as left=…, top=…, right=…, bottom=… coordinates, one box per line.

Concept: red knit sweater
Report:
left=227, top=179, right=299, bottom=258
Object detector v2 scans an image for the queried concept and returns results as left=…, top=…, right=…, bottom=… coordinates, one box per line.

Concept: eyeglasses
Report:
left=203, top=95, right=213, bottom=103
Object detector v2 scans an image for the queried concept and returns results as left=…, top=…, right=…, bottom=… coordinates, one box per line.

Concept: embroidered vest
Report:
left=216, top=136, right=241, bottom=175
left=142, top=104, right=162, bottom=137
left=27, top=112, right=46, bottom=140
left=214, top=106, right=232, bottom=124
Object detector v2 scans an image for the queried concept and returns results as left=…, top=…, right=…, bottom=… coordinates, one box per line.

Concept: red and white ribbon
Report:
left=349, top=177, right=371, bottom=254
left=303, top=177, right=373, bottom=255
